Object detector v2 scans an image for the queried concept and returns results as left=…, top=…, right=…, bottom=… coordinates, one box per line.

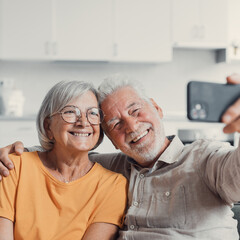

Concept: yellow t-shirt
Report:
left=0, top=152, right=128, bottom=240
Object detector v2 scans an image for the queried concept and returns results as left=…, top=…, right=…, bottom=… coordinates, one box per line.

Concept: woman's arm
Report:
left=0, top=217, right=14, bottom=240
left=82, top=222, right=118, bottom=240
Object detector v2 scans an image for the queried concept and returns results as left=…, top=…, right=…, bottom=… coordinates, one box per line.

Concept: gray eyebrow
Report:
left=106, top=102, right=140, bottom=126
left=106, top=117, right=119, bottom=126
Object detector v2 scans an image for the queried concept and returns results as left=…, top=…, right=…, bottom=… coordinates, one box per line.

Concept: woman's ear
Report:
left=44, top=118, right=54, bottom=140
left=150, top=98, right=163, bottom=118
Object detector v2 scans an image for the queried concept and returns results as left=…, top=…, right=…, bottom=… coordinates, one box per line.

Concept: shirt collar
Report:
left=127, top=135, right=184, bottom=169
left=157, top=135, right=184, bottom=164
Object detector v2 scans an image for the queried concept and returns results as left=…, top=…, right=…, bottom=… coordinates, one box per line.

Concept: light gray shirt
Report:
left=90, top=136, right=240, bottom=240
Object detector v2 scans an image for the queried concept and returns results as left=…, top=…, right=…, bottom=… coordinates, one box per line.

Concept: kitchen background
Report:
left=0, top=0, right=240, bottom=152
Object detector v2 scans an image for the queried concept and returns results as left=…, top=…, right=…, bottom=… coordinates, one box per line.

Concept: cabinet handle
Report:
left=52, top=42, right=58, bottom=55
left=113, top=43, right=118, bottom=57
left=45, top=42, right=50, bottom=55
left=191, top=25, right=198, bottom=39
left=232, top=40, right=240, bottom=56
left=199, top=25, right=205, bottom=39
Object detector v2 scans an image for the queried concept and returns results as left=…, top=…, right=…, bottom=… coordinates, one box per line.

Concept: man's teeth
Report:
left=73, top=133, right=90, bottom=137
left=132, top=130, right=148, bottom=143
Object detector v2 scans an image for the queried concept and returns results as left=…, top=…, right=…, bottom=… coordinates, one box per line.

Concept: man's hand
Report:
left=0, top=141, right=24, bottom=180
left=222, top=74, right=240, bottom=133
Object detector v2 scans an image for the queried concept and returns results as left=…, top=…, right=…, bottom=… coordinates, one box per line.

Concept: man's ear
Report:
left=150, top=98, right=163, bottom=118
left=44, top=118, right=54, bottom=140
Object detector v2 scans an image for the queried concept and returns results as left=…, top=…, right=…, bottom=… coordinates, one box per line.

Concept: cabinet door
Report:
left=200, top=0, right=227, bottom=48
left=227, top=0, right=240, bottom=61
left=113, top=0, right=172, bottom=62
left=0, top=0, right=52, bottom=60
left=172, top=0, right=228, bottom=48
left=172, top=0, right=199, bottom=46
left=53, top=0, right=112, bottom=61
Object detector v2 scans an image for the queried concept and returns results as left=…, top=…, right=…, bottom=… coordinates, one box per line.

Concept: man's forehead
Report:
left=103, top=87, right=141, bottom=106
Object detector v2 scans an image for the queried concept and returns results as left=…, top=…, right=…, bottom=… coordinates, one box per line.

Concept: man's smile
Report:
left=130, top=129, right=149, bottom=144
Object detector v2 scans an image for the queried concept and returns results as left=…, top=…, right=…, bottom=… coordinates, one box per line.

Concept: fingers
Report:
left=223, top=117, right=240, bottom=134
left=13, top=141, right=24, bottom=155
left=226, top=74, right=240, bottom=84
left=222, top=98, right=240, bottom=125
left=0, top=141, right=24, bottom=180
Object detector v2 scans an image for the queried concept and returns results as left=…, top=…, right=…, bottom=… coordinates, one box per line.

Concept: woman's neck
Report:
left=38, top=149, right=94, bottom=183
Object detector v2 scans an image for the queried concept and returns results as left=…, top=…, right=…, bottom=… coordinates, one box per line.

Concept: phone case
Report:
left=187, top=81, right=240, bottom=122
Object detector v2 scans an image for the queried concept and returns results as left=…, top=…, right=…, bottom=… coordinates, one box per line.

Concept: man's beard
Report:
left=123, top=119, right=166, bottom=165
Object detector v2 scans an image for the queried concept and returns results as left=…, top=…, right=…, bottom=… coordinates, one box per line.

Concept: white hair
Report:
left=98, top=73, right=150, bottom=104
left=37, top=80, right=103, bottom=150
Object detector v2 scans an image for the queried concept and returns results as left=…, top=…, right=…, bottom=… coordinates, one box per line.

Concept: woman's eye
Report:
left=63, top=110, right=75, bottom=115
left=89, top=111, right=99, bottom=116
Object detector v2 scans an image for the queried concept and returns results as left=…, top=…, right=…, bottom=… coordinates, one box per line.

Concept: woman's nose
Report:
left=76, top=114, right=90, bottom=127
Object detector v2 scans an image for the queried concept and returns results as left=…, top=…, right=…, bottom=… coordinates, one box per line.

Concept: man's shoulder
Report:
left=89, top=151, right=128, bottom=163
left=89, top=152, right=131, bottom=179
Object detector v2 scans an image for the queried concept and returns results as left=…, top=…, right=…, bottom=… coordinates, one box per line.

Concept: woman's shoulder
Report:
left=94, top=163, right=127, bottom=183
left=8, top=151, right=39, bottom=167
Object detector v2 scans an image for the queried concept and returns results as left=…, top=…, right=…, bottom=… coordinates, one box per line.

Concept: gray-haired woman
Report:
left=0, top=81, right=127, bottom=240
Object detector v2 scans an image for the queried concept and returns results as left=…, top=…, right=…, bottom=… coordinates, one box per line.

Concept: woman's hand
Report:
left=222, top=74, right=240, bottom=133
left=0, top=141, right=24, bottom=180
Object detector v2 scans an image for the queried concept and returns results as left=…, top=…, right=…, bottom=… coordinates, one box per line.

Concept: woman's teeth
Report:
left=72, top=133, right=90, bottom=137
left=132, top=130, right=148, bottom=143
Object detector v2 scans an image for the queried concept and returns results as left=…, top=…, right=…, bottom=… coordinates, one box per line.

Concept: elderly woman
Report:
left=0, top=81, right=127, bottom=240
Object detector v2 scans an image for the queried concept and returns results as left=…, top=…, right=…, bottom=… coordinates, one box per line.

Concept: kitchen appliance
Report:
left=178, top=128, right=235, bottom=146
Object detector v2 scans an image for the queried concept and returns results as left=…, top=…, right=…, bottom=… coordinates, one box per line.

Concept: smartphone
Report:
left=187, top=81, right=240, bottom=122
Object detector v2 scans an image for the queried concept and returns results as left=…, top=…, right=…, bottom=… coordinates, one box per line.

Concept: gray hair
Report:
left=98, top=74, right=150, bottom=104
left=37, top=80, right=104, bottom=151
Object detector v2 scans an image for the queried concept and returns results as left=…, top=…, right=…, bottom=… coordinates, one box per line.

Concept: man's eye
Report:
left=113, top=122, right=121, bottom=130
left=131, top=108, right=141, bottom=117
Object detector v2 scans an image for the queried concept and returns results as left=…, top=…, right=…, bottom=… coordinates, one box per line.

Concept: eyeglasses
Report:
left=50, top=105, right=104, bottom=125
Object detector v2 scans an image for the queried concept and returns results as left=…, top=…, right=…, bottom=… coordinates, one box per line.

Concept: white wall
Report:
left=1, top=49, right=240, bottom=117
left=1, top=49, right=240, bottom=151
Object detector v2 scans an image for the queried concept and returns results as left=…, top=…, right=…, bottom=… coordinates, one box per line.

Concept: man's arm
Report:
left=0, top=217, right=14, bottom=240
left=0, top=141, right=24, bottom=179
left=222, top=73, right=240, bottom=133
left=82, top=222, right=118, bottom=240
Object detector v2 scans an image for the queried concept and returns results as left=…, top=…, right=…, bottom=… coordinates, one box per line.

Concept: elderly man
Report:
left=0, top=74, right=240, bottom=239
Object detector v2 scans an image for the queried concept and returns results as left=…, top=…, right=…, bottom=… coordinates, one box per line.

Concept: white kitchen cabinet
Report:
left=0, top=0, right=172, bottom=62
left=226, top=0, right=240, bottom=61
left=52, top=0, right=113, bottom=61
left=0, top=0, right=52, bottom=60
left=113, top=0, right=172, bottom=62
left=172, top=0, right=228, bottom=49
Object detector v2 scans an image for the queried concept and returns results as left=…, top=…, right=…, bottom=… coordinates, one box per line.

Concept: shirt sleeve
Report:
left=0, top=154, right=20, bottom=221
left=91, top=174, right=128, bottom=228
left=198, top=139, right=240, bottom=204
left=26, top=146, right=45, bottom=152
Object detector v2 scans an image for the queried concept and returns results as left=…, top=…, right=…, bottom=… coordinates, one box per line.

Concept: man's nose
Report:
left=125, top=117, right=139, bottom=134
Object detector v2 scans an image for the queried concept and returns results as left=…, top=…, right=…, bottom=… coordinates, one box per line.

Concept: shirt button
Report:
left=130, top=225, right=135, bottom=230
left=133, top=201, right=139, bottom=207
left=139, top=174, right=145, bottom=179
left=165, top=191, right=170, bottom=197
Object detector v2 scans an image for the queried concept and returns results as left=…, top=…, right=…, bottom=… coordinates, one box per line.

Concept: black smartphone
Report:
left=187, top=81, right=240, bottom=122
